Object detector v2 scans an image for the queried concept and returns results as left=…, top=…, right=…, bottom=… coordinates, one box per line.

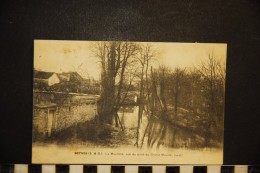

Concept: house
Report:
left=61, top=72, right=83, bottom=82
left=34, top=70, right=98, bottom=93
left=34, top=71, right=60, bottom=92
left=34, top=71, right=60, bottom=86
left=56, top=72, right=84, bottom=92
left=56, top=73, right=70, bottom=82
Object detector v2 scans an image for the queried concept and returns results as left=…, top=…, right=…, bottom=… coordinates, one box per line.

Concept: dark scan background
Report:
left=0, top=0, right=260, bottom=164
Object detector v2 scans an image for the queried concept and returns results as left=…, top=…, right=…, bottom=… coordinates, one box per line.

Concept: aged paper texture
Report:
left=32, top=40, right=226, bottom=164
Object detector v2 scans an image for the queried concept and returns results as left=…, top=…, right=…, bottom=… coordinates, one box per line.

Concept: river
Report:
left=118, top=106, right=206, bottom=149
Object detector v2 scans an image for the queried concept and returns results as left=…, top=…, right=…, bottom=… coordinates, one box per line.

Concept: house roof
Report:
left=61, top=72, right=83, bottom=82
left=34, top=71, right=55, bottom=79
left=56, top=73, right=70, bottom=82
left=34, top=70, right=83, bottom=82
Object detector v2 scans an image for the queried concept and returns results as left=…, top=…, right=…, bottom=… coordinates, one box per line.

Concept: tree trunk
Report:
left=97, top=43, right=117, bottom=124
left=136, top=64, right=144, bottom=147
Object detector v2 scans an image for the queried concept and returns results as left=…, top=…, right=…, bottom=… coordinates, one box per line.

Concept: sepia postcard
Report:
left=32, top=40, right=227, bottom=164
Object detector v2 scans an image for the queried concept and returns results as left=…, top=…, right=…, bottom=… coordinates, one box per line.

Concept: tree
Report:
left=135, top=44, right=155, bottom=146
left=170, top=68, right=186, bottom=117
left=198, top=52, right=226, bottom=145
left=143, top=66, right=170, bottom=148
left=93, top=41, right=140, bottom=126
left=186, top=68, right=203, bottom=113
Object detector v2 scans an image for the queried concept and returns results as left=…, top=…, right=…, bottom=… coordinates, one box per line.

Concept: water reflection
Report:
left=118, top=106, right=148, bottom=147
left=118, top=106, right=208, bottom=149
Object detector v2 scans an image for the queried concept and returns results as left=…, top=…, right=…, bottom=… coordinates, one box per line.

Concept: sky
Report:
left=34, top=40, right=227, bottom=79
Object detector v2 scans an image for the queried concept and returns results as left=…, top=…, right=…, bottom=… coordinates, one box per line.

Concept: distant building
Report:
left=34, top=70, right=100, bottom=94
left=56, top=73, right=70, bottom=82
left=57, top=72, right=84, bottom=92
left=57, top=72, right=83, bottom=83
left=34, top=71, right=60, bottom=87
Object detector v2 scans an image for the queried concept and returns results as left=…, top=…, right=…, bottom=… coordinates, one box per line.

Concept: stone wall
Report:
left=33, top=93, right=98, bottom=137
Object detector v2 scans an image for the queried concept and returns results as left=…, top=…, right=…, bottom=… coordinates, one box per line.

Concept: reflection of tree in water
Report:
left=136, top=66, right=167, bottom=149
